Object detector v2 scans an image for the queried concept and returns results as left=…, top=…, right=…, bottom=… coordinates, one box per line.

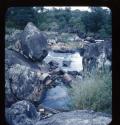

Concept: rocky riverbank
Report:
left=5, top=22, right=112, bottom=125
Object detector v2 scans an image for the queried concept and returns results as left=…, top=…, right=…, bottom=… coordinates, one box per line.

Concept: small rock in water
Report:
left=48, top=60, right=59, bottom=70
left=63, top=60, right=71, bottom=67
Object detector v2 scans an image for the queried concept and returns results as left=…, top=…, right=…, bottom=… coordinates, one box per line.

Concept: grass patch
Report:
left=68, top=69, right=112, bottom=114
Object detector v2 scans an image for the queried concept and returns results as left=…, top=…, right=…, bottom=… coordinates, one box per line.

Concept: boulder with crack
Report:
left=20, top=22, right=48, bottom=62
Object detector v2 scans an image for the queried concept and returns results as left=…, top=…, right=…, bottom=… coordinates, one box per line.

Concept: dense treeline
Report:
left=6, top=7, right=112, bottom=38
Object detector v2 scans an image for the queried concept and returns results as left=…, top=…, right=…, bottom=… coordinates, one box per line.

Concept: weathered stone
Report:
left=5, top=28, right=22, bottom=47
left=48, top=60, right=59, bottom=70
left=82, top=41, right=112, bottom=72
left=6, top=64, right=46, bottom=107
left=20, top=22, right=48, bottom=61
left=5, top=100, right=41, bottom=125
left=36, top=110, right=112, bottom=125
left=5, top=101, right=112, bottom=125
left=53, top=49, right=75, bottom=53
left=5, top=49, right=39, bottom=70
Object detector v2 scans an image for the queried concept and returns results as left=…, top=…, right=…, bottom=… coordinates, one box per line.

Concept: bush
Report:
left=68, top=69, right=112, bottom=114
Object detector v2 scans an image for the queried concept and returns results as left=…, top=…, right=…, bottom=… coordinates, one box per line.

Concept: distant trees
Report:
left=81, top=7, right=111, bottom=37
left=6, top=7, right=112, bottom=38
left=6, top=7, right=36, bottom=29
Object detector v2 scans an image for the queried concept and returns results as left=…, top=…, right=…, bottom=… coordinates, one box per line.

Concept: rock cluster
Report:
left=5, top=23, right=112, bottom=125
left=6, top=100, right=111, bottom=125
left=80, top=41, right=112, bottom=72
left=5, top=22, right=48, bottom=107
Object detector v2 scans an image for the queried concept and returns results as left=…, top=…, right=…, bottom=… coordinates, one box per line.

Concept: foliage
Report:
left=68, top=69, right=112, bottom=114
left=6, top=7, right=37, bottom=29
left=81, top=7, right=112, bottom=38
left=6, top=7, right=112, bottom=38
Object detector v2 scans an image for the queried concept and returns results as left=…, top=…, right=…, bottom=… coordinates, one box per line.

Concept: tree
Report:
left=81, top=11, right=91, bottom=33
left=89, top=7, right=105, bottom=33
left=81, top=7, right=109, bottom=35
left=6, top=7, right=36, bottom=29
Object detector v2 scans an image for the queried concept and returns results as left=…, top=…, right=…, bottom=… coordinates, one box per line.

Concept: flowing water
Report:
left=44, top=51, right=83, bottom=72
left=42, top=51, right=83, bottom=110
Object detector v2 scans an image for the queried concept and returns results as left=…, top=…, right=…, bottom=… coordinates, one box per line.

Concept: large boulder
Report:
left=36, top=110, right=111, bottom=125
left=5, top=49, right=39, bottom=70
left=20, top=22, right=48, bottom=61
left=82, top=41, right=112, bottom=72
left=5, top=64, right=47, bottom=107
left=5, top=100, right=41, bottom=125
left=6, top=101, right=112, bottom=125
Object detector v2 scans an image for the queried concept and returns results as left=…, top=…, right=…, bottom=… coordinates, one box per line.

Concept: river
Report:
left=44, top=51, right=83, bottom=72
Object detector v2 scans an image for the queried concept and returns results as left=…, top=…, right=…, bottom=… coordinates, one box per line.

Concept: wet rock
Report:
left=41, top=85, right=70, bottom=111
left=50, top=69, right=65, bottom=76
left=48, top=60, right=59, bottom=70
left=67, top=71, right=82, bottom=76
left=53, top=49, right=75, bottom=53
left=20, top=22, right=48, bottom=61
left=5, top=100, right=41, bottom=125
left=36, top=110, right=112, bottom=125
left=5, top=64, right=46, bottom=107
left=5, top=101, right=111, bottom=125
left=63, top=61, right=71, bottom=67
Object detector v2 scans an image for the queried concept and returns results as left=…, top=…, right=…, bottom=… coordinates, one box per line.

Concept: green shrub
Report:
left=68, top=70, right=112, bottom=114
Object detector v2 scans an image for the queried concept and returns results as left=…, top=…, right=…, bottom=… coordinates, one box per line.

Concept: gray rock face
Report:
left=6, top=101, right=111, bottom=125
left=36, top=110, right=111, bottom=125
left=5, top=49, right=39, bottom=70
left=6, top=100, right=41, bottom=125
left=5, top=70, right=17, bottom=107
left=5, top=48, right=46, bottom=107
left=5, top=64, right=46, bottom=107
left=82, top=41, right=112, bottom=72
left=5, top=28, right=22, bottom=47
left=20, top=22, right=48, bottom=61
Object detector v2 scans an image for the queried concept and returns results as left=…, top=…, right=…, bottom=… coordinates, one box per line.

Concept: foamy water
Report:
left=44, top=51, right=83, bottom=72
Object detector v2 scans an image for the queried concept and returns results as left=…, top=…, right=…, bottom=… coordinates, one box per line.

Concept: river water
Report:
left=44, top=51, right=83, bottom=72
left=42, top=51, right=83, bottom=111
